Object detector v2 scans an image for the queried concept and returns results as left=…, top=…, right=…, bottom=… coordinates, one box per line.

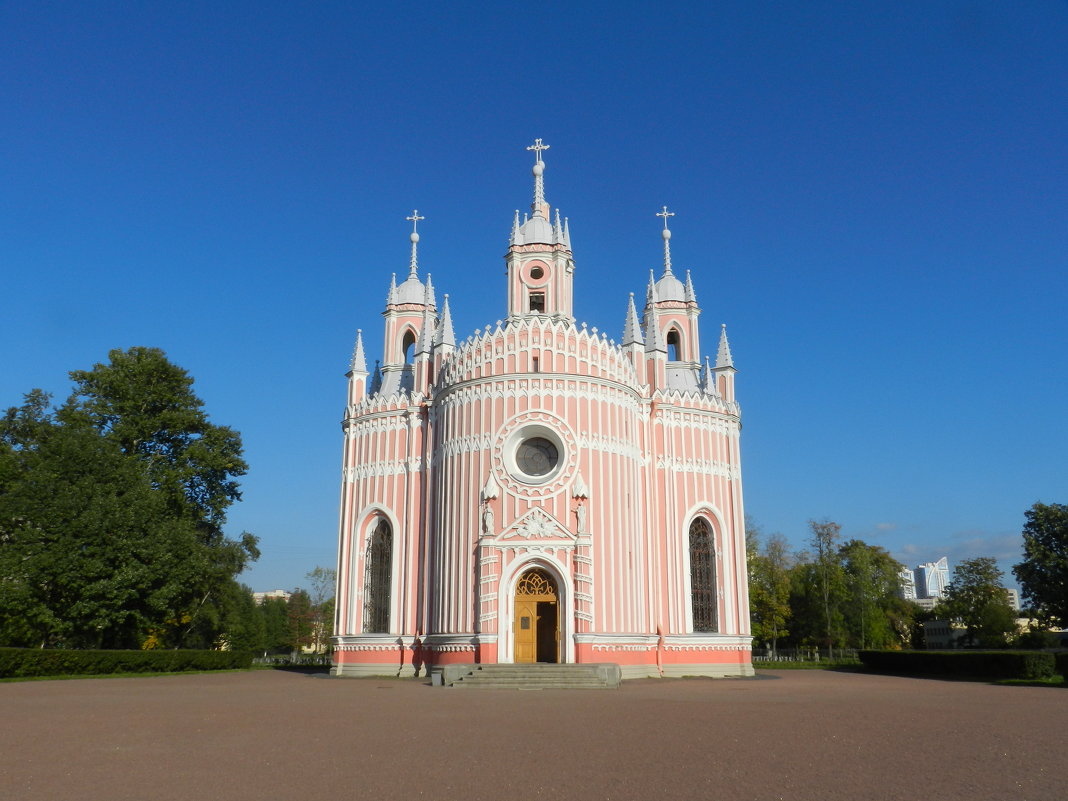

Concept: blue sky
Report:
left=2, top=2, right=1065, bottom=593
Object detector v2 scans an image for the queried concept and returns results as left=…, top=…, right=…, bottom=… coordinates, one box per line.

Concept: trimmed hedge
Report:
left=0, top=648, right=253, bottom=679
left=1055, top=652, right=1068, bottom=679
left=858, top=650, right=1055, bottom=680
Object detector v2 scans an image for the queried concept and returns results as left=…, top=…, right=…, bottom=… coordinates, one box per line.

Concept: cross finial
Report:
left=406, top=210, right=425, bottom=277
left=657, top=206, right=675, bottom=274
left=526, top=138, right=550, bottom=163
left=406, top=209, right=425, bottom=234
left=656, top=205, right=675, bottom=230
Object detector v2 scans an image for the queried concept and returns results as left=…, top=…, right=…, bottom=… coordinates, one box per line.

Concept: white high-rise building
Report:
left=913, top=557, right=950, bottom=600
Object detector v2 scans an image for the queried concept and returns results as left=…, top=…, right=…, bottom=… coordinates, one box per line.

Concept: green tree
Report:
left=287, top=589, right=315, bottom=653
left=260, top=596, right=291, bottom=653
left=0, top=349, right=258, bottom=649
left=809, top=519, right=844, bottom=656
left=940, top=557, right=1017, bottom=648
left=0, top=395, right=202, bottom=648
left=1013, top=502, right=1068, bottom=627
left=748, top=533, right=793, bottom=655
left=305, top=566, right=337, bottom=653
left=839, top=540, right=905, bottom=650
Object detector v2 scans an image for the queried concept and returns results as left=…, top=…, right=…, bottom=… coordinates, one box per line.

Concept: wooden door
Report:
left=514, top=599, right=537, bottom=663
left=514, top=568, right=559, bottom=664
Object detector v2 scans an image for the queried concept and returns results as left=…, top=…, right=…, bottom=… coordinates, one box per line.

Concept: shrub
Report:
left=0, top=648, right=253, bottom=679
left=1055, top=652, right=1068, bottom=679
left=858, top=650, right=1054, bottom=680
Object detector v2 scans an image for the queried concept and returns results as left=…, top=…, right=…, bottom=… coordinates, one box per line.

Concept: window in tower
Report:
left=689, top=517, right=718, bottom=632
left=529, top=292, right=545, bottom=313
left=363, top=519, right=392, bottom=633
left=402, top=330, right=416, bottom=363
left=667, top=329, right=682, bottom=361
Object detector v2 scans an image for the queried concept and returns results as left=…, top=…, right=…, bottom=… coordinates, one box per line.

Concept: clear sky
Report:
left=2, top=1, right=1065, bottom=593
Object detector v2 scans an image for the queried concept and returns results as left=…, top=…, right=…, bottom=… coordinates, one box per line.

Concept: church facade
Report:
left=332, top=141, right=752, bottom=678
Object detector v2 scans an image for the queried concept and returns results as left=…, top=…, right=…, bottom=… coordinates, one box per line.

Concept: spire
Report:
left=415, top=303, right=434, bottom=356
left=434, top=294, right=456, bottom=347
left=526, top=137, right=550, bottom=216
left=656, top=205, right=675, bottom=276
left=424, top=273, right=437, bottom=308
left=387, top=272, right=397, bottom=304
left=716, top=323, right=734, bottom=368
left=684, top=270, right=696, bottom=303
left=369, top=360, right=382, bottom=394
left=622, top=292, right=644, bottom=346
left=350, top=329, right=368, bottom=374
left=645, top=269, right=657, bottom=307
left=644, top=303, right=666, bottom=353
left=510, top=209, right=520, bottom=245
left=703, top=356, right=718, bottom=394
left=554, top=208, right=563, bottom=243
left=563, top=216, right=571, bottom=250
left=406, top=210, right=424, bottom=278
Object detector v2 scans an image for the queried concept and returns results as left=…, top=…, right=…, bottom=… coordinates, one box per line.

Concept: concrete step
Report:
left=437, top=663, right=622, bottom=690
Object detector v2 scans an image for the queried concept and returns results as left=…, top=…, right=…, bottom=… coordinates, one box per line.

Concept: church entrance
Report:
left=513, top=568, right=559, bottom=663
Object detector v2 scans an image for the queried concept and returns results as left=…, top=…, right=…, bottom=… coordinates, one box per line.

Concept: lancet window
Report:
left=667, top=329, right=682, bottom=361
left=689, top=517, right=718, bottom=632
left=363, top=519, right=393, bottom=633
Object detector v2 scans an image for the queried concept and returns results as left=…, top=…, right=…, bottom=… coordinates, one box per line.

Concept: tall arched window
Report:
left=689, top=517, right=718, bottom=632
left=402, top=331, right=416, bottom=364
left=667, top=329, right=682, bottom=361
left=363, top=519, right=392, bottom=633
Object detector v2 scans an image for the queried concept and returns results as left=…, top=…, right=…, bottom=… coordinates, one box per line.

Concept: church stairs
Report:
left=439, top=663, right=621, bottom=690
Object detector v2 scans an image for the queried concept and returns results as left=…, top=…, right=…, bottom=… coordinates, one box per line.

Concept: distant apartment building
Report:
left=898, top=568, right=917, bottom=600
left=913, top=557, right=950, bottom=600
left=252, top=589, right=292, bottom=605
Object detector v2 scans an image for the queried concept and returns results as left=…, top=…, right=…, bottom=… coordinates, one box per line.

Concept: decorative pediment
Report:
left=497, top=508, right=575, bottom=543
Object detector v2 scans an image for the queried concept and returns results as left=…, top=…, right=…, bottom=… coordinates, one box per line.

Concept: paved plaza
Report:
left=2, top=668, right=1063, bottom=800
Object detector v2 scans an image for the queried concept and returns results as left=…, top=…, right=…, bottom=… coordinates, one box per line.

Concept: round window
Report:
left=515, top=437, right=559, bottom=477
left=529, top=266, right=544, bottom=280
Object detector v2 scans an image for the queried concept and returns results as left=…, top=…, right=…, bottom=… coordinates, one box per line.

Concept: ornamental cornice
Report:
left=577, top=432, right=645, bottom=464
left=434, top=375, right=642, bottom=414
left=655, top=456, right=739, bottom=480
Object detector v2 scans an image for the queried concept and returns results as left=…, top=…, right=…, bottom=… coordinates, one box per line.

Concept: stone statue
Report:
left=482, top=503, right=494, bottom=536
left=576, top=502, right=587, bottom=535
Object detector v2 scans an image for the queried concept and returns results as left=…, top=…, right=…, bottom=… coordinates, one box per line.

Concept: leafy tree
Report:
left=839, top=540, right=904, bottom=650
left=748, top=532, right=792, bottom=654
left=0, top=349, right=258, bottom=649
left=1013, top=502, right=1068, bottom=627
left=809, top=519, right=844, bottom=656
left=940, top=557, right=1017, bottom=648
left=287, top=589, right=315, bottom=653
left=0, top=397, right=202, bottom=647
left=260, top=596, right=291, bottom=653
left=305, top=566, right=337, bottom=653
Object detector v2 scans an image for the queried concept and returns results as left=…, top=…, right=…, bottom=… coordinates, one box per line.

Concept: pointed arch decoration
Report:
left=689, top=517, right=718, bottom=632
left=667, top=328, right=682, bottom=361
left=401, top=329, right=417, bottom=364
left=363, top=518, right=393, bottom=633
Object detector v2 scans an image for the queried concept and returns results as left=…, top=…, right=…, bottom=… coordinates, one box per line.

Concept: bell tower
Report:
left=505, top=139, right=575, bottom=323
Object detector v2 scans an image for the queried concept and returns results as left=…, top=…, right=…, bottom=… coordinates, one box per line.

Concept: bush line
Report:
left=858, top=649, right=1056, bottom=680
left=0, top=648, right=253, bottom=678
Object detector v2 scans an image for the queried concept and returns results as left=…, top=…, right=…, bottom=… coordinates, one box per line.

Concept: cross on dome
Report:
left=406, top=209, right=424, bottom=277
left=526, top=138, right=550, bottom=163
left=657, top=205, right=675, bottom=274
left=526, top=138, right=550, bottom=213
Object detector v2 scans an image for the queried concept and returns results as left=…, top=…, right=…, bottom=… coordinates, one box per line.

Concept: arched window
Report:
left=402, top=331, right=416, bottom=364
left=667, top=329, right=682, bottom=361
left=689, top=517, right=718, bottom=632
left=363, top=519, right=392, bottom=633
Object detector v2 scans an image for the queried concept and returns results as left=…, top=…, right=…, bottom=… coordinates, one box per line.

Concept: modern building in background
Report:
left=913, top=557, right=950, bottom=600
left=331, top=141, right=753, bottom=678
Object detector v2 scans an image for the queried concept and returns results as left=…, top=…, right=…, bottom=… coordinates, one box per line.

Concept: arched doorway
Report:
left=513, top=568, right=559, bottom=663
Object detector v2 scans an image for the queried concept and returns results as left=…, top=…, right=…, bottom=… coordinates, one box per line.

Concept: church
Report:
left=332, top=140, right=753, bottom=678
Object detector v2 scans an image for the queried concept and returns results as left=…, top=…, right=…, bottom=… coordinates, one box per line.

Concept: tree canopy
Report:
left=1013, top=502, right=1068, bottom=627
left=940, top=557, right=1017, bottom=647
left=0, top=348, right=257, bottom=649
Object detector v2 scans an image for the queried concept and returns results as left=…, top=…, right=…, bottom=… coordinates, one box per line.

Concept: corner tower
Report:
left=505, top=139, right=575, bottom=323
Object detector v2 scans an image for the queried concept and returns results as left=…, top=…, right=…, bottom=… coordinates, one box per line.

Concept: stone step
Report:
left=437, top=663, right=621, bottom=690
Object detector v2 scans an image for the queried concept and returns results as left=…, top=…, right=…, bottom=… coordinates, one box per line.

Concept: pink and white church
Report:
left=332, top=140, right=753, bottom=678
